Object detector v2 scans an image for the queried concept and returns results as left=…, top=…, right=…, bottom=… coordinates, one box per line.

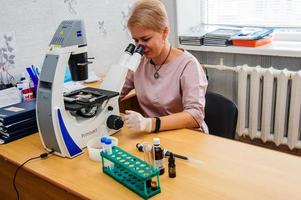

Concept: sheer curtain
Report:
left=202, top=0, right=301, bottom=28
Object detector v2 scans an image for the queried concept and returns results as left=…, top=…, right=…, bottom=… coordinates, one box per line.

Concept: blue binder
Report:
left=0, top=123, right=37, bottom=137
left=0, top=117, right=36, bottom=133
left=0, top=127, right=38, bottom=144
left=231, top=28, right=274, bottom=40
left=0, top=100, right=36, bottom=126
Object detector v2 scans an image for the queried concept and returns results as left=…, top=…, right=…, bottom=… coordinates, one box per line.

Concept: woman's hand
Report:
left=123, top=110, right=152, bottom=132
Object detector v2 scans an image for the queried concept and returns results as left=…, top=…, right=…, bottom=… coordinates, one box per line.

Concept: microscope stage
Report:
left=63, top=87, right=119, bottom=111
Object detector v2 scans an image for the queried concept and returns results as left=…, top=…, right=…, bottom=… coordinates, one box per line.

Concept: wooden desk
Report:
left=1, top=128, right=301, bottom=200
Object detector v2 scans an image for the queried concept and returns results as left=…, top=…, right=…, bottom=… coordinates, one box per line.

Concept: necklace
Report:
left=151, top=45, right=172, bottom=79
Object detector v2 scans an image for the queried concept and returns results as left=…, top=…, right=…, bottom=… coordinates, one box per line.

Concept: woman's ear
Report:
left=162, top=26, right=169, bottom=41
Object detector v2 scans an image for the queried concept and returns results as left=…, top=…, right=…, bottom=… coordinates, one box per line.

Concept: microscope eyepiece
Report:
left=125, top=43, right=136, bottom=54
left=134, top=44, right=145, bottom=55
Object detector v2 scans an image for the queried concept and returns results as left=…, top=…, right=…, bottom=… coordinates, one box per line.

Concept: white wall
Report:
left=0, top=0, right=134, bottom=83
left=161, top=0, right=178, bottom=46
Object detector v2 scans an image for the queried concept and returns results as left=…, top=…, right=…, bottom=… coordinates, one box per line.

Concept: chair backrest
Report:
left=204, top=91, right=238, bottom=139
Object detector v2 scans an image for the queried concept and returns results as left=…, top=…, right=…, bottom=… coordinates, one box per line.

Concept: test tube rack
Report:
left=101, top=146, right=161, bottom=199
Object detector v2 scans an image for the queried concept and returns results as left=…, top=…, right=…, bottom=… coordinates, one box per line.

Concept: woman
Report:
left=121, top=0, right=208, bottom=133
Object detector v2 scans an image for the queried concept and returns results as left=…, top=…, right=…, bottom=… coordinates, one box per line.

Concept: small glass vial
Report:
left=153, top=138, right=164, bottom=175
left=168, top=152, right=176, bottom=178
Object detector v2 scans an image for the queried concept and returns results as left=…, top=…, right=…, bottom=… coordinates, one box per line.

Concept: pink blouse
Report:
left=120, top=50, right=208, bottom=133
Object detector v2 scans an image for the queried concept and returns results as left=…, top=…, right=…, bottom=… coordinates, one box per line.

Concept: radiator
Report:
left=236, top=65, right=301, bottom=149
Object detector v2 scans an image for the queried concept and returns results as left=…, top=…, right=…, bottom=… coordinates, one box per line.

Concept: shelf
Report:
left=179, top=41, right=301, bottom=58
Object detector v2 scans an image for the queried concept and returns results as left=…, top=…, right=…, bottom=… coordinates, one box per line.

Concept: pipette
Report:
left=136, top=143, right=203, bottom=164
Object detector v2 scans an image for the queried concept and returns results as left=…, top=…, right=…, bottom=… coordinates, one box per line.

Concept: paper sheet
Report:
left=0, top=87, right=21, bottom=108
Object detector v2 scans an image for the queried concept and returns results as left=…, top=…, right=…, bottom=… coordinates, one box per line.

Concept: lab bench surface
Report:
left=1, top=128, right=301, bottom=200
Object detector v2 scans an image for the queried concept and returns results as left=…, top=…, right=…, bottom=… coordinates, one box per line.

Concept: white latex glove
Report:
left=123, top=110, right=152, bottom=132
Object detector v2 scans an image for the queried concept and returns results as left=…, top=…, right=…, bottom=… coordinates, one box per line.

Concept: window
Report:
left=177, top=0, right=301, bottom=34
left=176, top=0, right=301, bottom=57
left=203, top=0, right=301, bottom=28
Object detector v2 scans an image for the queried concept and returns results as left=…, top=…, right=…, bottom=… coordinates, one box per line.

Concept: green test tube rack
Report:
left=101, top=146, right=161, bottom=199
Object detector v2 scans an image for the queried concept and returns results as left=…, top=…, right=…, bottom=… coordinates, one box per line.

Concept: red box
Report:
left=232, top=37, right=273, bottom=47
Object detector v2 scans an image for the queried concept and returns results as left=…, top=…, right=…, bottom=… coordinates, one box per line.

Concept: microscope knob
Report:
left=107, top=115, right=124, bottom=130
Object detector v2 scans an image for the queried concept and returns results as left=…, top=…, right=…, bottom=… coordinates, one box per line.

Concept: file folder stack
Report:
left=179, top=35, right=204, bottom=46
left=178, top=27, right=206, bottom=46
left=203, top=28, right=241, bottom=46
left=0, top=100, right=37, bottom=144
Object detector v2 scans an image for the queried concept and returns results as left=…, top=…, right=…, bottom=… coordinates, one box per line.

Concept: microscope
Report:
left=37, top=20, right=144, bottom=158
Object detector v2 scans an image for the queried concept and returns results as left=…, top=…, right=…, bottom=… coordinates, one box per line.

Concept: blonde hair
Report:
left=127, top=0, right=169, bottom=32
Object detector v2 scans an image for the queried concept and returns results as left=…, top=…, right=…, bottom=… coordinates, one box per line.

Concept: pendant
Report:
left=154, top=72, right=159, bottom=79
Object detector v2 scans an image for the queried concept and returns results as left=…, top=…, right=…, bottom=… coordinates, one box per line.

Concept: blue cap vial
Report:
left=105, top=138, right=112, bottom=145
left=100, top=137, right=107, bottom=143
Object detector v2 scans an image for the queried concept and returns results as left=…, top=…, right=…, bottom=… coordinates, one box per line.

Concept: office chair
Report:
left=204, top=91, right=238, bottom=139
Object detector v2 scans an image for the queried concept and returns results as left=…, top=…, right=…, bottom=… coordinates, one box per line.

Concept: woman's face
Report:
left=129, top=26, right=166, bottom=59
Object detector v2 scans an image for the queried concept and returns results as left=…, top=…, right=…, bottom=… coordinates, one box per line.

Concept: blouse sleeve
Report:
left=119, top=70, right=135, bottom=100
left=180, top=59, right=208, bottom=128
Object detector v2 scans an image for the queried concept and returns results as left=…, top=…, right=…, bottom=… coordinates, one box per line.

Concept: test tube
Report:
left=142, top=142, right=157, bottom=189
left=105, top=138, right=114, bottom=170
left=142, top=142, right=154, bottom=166
left=100, top=137, right=109, bottom=168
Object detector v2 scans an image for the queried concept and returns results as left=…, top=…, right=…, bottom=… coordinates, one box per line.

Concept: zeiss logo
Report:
left=76, top=31, right=82, bottom=37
